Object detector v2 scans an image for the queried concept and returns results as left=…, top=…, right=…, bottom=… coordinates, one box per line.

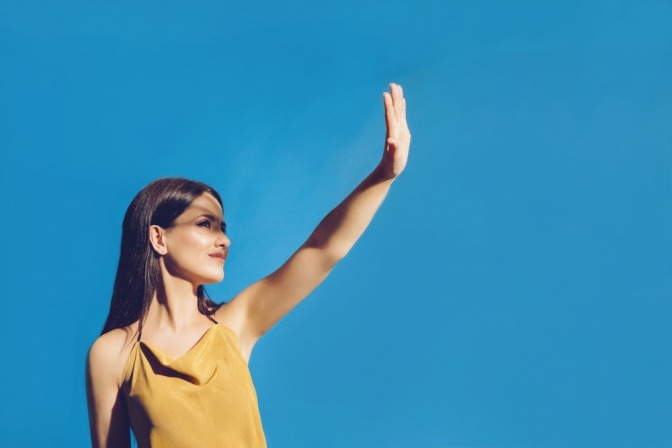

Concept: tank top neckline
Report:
left=122, top=320, right=266, bottom=447
left=141, top=323, right=218, bottom=361
left=122, top=322, right=242, bottom=387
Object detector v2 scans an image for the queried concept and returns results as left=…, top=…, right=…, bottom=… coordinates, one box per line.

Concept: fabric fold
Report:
left=122, top=323, right=267, bottom=448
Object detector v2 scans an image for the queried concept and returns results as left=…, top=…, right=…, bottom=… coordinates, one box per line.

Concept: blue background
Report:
left=1, top=1, right=670, bottom=446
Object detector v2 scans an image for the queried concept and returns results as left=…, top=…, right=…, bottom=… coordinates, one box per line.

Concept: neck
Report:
left=144, top=269, right=203, bottom=333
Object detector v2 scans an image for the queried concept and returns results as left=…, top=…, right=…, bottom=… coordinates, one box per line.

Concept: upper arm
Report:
left=231, top=242, right=337, bottom=345
left=85, top=335, right=131, bottom=448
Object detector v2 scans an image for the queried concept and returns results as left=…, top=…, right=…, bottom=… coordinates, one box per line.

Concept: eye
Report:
left=197, top=220, right=212, bottom=228
left=220, top=224, right=227, bottom=235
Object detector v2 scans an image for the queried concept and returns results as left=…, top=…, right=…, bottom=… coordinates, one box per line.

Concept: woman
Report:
left=86, top=83, right=411, bottom=447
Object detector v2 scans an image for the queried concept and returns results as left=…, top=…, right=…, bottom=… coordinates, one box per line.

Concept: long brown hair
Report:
left=100, top=177, right=224, bottom=337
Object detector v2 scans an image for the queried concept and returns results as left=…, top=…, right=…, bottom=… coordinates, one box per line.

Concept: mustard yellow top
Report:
left=121, top=322, right=267, bottom=448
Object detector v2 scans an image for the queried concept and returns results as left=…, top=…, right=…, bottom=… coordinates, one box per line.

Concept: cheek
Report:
left=170, top=231, right=211, bottom=259
left=183, top=232, right=210, bottom=247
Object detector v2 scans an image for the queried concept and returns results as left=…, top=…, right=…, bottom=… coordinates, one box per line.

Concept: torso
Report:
left=107, top=302, right=249, bottom=390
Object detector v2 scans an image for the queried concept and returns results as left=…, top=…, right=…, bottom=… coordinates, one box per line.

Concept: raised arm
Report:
left=226, top=83, right=411, bottom=352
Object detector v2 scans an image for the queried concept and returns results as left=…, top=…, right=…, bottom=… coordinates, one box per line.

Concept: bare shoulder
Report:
left=87, top=322, right=139, bottom=389
left=86, top=325, right=136, bottom=447
left=215, top=301, right=245, bottom=339
left=215, top=299, right=258, bottom=364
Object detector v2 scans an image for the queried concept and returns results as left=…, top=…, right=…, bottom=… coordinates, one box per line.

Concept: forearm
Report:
left=306, top=162, right=395, bottom=261
left=305, top=82, right=409, bottom=263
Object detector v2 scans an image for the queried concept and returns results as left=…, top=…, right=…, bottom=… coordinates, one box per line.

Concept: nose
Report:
left=216, top=232, right=231, bottom=249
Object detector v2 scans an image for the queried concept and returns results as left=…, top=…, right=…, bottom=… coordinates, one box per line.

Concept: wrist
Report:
left=372, top=162, right=397, bottom=183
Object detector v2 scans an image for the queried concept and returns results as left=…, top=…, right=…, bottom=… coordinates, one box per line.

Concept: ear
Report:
left=149, top=225, right=167, bottom=255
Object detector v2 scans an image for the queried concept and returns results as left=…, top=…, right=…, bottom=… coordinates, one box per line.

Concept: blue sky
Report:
left=1, top=1, right=670, bottom=446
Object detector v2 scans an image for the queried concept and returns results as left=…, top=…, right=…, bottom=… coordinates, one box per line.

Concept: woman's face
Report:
left=158, top=192, right=230, bottom=285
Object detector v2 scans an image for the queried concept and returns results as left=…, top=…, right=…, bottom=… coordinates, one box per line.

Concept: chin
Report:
left=200, top=272, right=225, bottom=284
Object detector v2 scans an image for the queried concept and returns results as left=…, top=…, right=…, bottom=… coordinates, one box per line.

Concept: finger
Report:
left=390, top=83, right=400, bottom=121
left=383, top=92, right=396, bottom=124
left=399, top=96, right=407, bottom=125
left=386, top=137, right=398, bottom=152
left=394, top=83, right=406, bottom=123
left=395, top=84, right=406, bottom=122
left=383, top=91, right=396, bottom=132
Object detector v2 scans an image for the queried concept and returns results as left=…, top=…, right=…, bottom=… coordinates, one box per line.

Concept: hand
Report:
left=379, top=83, right=411, bottom=179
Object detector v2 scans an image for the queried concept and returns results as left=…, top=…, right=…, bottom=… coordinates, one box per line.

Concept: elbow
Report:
left=305, top=234, right=350, bottom=267
left=320, top=242, right=351, bottom=267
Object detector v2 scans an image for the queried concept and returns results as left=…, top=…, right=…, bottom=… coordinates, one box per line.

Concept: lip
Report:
left=209, top=254, right=226, bottom=261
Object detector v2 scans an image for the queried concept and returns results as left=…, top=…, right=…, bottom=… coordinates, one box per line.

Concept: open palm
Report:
left=380, top=83, right=411, bottom=179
